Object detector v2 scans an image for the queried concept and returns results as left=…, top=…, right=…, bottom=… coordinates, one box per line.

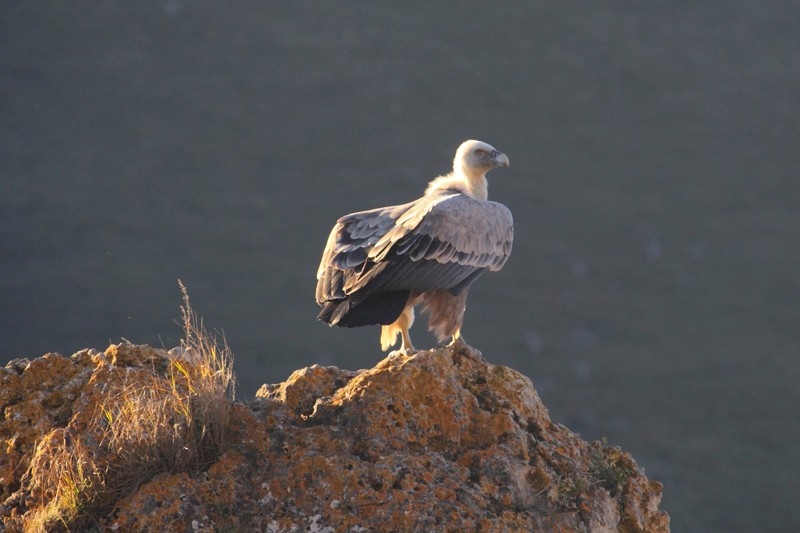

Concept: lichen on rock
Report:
left=1, top=343, right=669, bottom=532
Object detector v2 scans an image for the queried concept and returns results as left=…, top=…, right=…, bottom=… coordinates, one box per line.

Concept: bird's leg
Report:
left=400, top=325, right=415, bottom=354
left=448, top=329, right=465, bottom=349
left=398, top=305, right=416, bottom=354
left=390, top=306, right=416, bottom=357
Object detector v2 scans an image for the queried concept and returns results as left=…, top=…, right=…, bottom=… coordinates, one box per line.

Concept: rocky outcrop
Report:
left=1, top=343, right=669, bottom=532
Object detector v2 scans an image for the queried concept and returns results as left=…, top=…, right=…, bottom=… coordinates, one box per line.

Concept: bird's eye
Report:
left=474, top=149, right=486, bottom=156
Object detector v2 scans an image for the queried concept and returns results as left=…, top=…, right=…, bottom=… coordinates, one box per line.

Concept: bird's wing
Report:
left=364, top=192, right=513, bottom=293
left=372, top=193, right=513, bottom=270
left=316, top=192, right=513, bottom=303
left=315, top=200, right=418, bottom=303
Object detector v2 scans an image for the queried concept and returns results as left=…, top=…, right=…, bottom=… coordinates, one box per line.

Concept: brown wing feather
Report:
left=369, top=192, right=512, bottom=270
left=316, top=201, right=417, bottom=304
left=316, top=190, right=513, bottom=322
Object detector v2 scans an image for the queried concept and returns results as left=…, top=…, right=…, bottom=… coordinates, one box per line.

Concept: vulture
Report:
left=315, top=140, right=513, bottom=354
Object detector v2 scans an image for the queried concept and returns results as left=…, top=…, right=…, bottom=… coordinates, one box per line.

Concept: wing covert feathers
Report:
left=315, top=189, right=513, bottom=329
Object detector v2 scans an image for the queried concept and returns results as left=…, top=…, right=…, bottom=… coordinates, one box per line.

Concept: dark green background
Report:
left=2, top=2, right=799, bottom=531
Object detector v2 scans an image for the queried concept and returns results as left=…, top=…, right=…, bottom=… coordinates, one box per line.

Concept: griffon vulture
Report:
left=315, top=140, right=513, bottom=354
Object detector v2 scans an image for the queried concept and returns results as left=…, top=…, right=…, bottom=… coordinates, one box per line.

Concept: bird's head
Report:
left=454, top=140, right=510, bottom=177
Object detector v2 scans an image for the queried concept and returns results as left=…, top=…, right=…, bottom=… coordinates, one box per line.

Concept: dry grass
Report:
left=22, top=282, right=235, bottom=532
left=23, top=431, right=106, bottom=532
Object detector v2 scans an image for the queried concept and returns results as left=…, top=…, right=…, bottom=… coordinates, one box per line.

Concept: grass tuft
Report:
left=23, top=430, right=105, bottom=532
left=22, top=282, right=235, bottom=531
left=588, top=438, right=633, bottom=497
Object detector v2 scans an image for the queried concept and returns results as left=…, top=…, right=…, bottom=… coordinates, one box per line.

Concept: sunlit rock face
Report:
left=1, top=343, right=668, bottom=532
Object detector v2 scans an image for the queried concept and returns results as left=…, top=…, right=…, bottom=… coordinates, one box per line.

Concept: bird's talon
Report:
left=389, top=347, right=415, bottom=358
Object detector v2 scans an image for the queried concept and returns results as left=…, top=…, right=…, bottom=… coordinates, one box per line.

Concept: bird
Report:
left=315, top=140, right=513, bottom=355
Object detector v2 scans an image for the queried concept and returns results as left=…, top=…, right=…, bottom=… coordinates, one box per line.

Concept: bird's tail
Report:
left=317, top=291, right=410, bottom=328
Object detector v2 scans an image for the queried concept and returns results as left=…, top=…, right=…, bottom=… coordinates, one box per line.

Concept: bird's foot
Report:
left=388, top=346, right=416, bottom=358
left=448, top=336, right=485, bottom=361
left=448, top=336, right=467, bottom=349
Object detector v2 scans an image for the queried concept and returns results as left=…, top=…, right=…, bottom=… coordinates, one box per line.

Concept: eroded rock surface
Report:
left=1, top=343, right=669, bottom=532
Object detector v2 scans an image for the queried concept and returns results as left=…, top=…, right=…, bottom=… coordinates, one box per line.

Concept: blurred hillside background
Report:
left=2, top=2, right=799, bottom=531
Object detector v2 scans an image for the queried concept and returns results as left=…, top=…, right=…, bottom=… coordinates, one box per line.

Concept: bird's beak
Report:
left=494, top=151, right=510, bottom=168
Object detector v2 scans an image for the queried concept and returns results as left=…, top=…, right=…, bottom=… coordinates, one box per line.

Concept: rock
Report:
left=1, top=343, right=669, bottom=532
left=256, top=364, right=359, bottom=416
